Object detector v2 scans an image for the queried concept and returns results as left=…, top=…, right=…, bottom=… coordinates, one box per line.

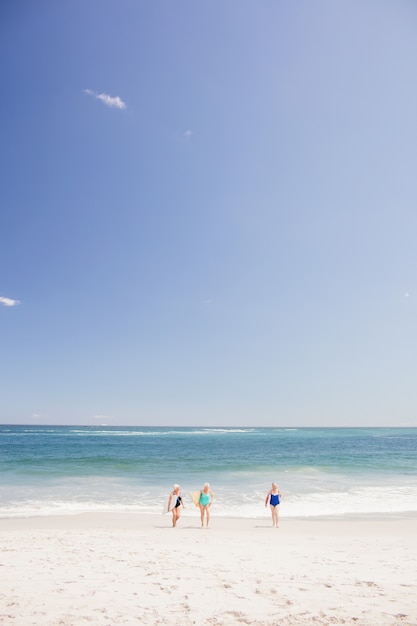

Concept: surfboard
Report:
left=190, top=491, right=201, bottom=507
left=162, top=494, right=171, bottom=514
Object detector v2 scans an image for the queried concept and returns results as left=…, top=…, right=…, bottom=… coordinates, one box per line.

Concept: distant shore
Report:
left=1, top=513, right=416, bottom=625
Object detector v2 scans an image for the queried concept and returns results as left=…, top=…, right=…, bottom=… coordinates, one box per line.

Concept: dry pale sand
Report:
left=1, top=512, right=416, bottom=626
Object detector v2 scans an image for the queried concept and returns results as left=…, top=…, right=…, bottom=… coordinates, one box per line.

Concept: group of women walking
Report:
left=167, top=482, right=282, bottom=528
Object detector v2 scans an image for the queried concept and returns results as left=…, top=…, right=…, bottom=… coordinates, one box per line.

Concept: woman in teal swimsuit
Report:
left=199, top=483, right=214, bottom=527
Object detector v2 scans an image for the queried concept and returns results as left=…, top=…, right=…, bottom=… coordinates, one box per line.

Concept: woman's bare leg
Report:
left=199, top=504, right=205, bottom=527
left=173, top=508, right=181, bottom=527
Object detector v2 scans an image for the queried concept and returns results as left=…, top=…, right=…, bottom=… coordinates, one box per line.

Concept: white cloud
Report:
left=184, top=129, right=193, bottom=138
left=96, top=93, right=126, bottom=109
left=0, top=296, right=20, bottom=307
left=94, top=415, right=112, bottom=426
left=84, top=89, right=126, bottom=110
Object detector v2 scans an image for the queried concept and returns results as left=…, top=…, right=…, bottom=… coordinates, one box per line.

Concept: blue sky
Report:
left=1, top=0, right=416, bottom=426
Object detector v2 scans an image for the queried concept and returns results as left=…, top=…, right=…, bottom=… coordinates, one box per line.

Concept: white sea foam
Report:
left=67, top=428, right=257, bottom=437
left=2, top=480, right=417, bottom=520
left=203, top=428, right=256, bottom=433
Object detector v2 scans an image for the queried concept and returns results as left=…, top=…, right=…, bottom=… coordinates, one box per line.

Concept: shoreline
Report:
left=1, top=508, right=417, bottom=527
left=1, top=513, right=416, bottom=625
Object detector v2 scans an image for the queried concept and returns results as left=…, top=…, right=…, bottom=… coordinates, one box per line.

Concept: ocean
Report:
left=1, top=425, right=416, bottom=519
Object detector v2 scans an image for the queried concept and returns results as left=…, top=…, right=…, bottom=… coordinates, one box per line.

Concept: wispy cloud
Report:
left=183, top=129, right=193, bottom=138
left=0, top=296, right=20, bottom=307
left=84, top=89, right=126, bottom=110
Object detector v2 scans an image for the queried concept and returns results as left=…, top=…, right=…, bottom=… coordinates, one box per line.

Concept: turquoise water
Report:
left=1, top=425, right=416, bottom=518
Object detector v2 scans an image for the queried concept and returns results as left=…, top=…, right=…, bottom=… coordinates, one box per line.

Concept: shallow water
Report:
left=1, top=425, right=416, bottom=518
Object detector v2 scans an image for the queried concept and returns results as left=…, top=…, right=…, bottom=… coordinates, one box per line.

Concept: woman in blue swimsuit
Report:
left=199, top=483, right=214, bottom=528
left=264, top=482, right=283, bottom=527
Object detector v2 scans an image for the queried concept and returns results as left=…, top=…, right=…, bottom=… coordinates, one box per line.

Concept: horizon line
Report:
left=1, top=423, right=416, bottom=429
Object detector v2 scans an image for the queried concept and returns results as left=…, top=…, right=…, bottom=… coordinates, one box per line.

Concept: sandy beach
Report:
left=1, top=513, right=416, bottom=626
